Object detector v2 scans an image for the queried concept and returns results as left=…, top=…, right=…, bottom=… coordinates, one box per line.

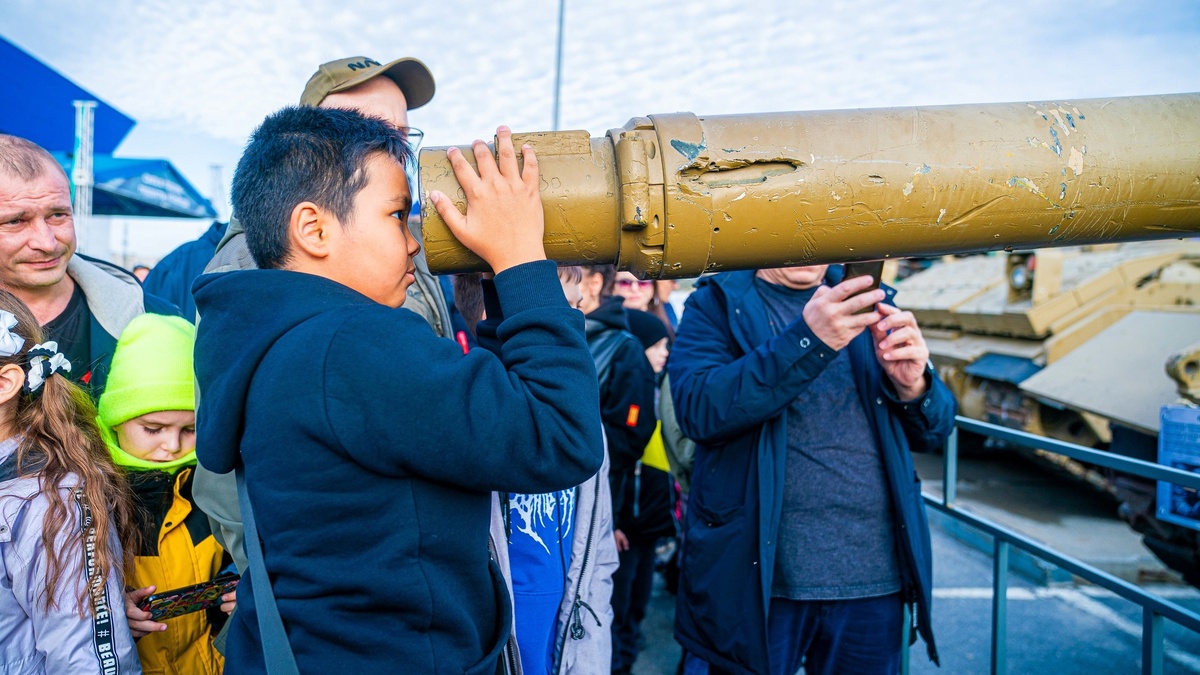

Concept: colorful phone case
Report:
left=138, top=574, right=240, bottom=621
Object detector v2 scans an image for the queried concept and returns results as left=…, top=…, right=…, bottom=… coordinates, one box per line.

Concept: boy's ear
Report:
left=0, top=363, right=25, bottom=407
left=288, top=201, right=337, bottom=260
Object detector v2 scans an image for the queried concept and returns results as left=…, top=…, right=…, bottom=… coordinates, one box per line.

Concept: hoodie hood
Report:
left=193, top=269, right=375, bottom=474
left=67, top=253, right=146, bottom=339
left=584, top=296, right=629, bottom=339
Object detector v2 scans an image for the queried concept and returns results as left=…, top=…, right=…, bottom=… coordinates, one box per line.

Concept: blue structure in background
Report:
left=51, top=153, right=215, bottom=219
left=0, top=35, right=214, bottom=219
left=0, top=36, right=134, bottom=154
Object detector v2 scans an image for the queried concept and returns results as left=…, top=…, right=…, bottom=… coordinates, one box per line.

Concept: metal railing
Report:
left=902, top=415, right=1200, bottom=675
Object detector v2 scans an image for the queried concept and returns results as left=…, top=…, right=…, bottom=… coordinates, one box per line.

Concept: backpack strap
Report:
left=588, top=326, right=637, bottom=389
left=236, top=466, right=300, bottom=675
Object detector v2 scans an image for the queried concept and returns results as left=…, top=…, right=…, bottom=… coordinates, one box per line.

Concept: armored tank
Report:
left=895, top=242, right=1200, bottom=583
left=417, top=93, right=1200, bottom=579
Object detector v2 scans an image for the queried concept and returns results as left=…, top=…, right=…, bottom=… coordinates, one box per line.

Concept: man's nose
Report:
left=27, top=218, right=59, bottom=252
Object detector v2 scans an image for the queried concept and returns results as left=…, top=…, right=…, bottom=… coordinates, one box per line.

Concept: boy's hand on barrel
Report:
left=429, top=126, right=545, bottom=275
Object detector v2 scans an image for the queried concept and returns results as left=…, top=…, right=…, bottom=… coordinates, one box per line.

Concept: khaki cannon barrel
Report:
left=418, top=93, right=1200, bottom=277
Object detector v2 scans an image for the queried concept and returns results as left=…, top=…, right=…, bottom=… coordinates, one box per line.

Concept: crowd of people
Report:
left=0, top=53, right=955, bottom=675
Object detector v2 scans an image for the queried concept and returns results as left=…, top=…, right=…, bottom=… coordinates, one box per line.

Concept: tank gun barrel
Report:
left=418, top=93, right=1200, bottom=277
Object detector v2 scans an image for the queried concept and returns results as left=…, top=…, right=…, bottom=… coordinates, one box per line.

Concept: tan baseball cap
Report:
left=299, top=56, right=435, bottom=110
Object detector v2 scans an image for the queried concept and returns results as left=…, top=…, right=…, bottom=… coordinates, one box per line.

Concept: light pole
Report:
left=71, top=100, right=96, bottom=252
left=552, top=0, right=566, bottom=131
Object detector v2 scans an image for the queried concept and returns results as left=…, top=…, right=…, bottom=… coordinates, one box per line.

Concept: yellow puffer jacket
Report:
left=128, top=466, right=226, bottom=675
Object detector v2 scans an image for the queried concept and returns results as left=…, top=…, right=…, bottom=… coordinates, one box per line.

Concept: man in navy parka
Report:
left=669, top=265, right=955, bottom=674
left=193, top=107, right=603, bottom=674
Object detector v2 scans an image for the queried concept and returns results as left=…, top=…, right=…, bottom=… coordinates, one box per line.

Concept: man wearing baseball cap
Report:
left=189, top=54, right=453, bottom=634
left=205, top=56, right=446, bottom=335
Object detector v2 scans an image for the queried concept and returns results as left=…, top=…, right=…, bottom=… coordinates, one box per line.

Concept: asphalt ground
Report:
left=631, top=525, right=1200, bottom=674
left=628, top=451, right=1200, bottom=674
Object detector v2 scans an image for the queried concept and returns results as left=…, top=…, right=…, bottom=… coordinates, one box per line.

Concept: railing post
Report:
left=943, top=426, right=958, bottom=507
left=1142, top=609, right=1163, bottom=675
left=992, top=539, right=1009, bottom=675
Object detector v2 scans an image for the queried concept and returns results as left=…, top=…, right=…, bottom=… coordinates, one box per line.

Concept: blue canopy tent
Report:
left=51, top=153, right=216, bottom=219
left=1, top=35, right=214, bottom=219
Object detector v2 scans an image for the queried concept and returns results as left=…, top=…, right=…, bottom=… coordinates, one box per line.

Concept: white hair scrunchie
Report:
left=25, top=342, right=71, bottom=394
left=0, top=311, right=25, bottom=357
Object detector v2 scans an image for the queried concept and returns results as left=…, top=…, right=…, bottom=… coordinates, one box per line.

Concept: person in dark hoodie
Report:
left=192, top=107, right=604, bottom=674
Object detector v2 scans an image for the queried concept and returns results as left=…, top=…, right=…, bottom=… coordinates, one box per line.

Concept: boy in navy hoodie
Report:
left=193, top=106, right=604, bottom=675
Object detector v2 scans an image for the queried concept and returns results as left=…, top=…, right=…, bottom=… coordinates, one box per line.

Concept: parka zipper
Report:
left=489, top=528, right=521, bottom=675
left=554, top=477, right=603, bottom=674
left=505, top=635, right=519, bottom=675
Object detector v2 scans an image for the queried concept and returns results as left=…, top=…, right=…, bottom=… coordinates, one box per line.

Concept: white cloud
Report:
left=7, top=0, right=1199, bottom=152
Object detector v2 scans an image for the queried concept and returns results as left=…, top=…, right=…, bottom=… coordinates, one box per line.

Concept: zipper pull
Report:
left=570, top=598, right=601, bottom=639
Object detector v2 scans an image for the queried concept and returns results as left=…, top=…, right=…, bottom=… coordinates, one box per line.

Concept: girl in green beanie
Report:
left=100, top=313, right=231, bottom=675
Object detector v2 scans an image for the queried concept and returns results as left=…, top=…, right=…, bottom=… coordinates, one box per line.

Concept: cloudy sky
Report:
left=3, top=0, right=1199, bottom=260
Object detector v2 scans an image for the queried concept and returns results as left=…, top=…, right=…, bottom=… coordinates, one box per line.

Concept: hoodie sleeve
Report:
left=473, top=278, right=505, bottom=356
left=324, top=260, right=605, bottom=495
left=6, top=491, right=141, bottom=674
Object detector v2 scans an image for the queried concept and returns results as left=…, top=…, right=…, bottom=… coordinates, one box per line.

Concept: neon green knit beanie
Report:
left=97, top=313, right=197, bottom=474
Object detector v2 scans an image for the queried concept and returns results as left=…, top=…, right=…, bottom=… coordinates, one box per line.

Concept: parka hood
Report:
left=584, top=296, right=630, bottom=337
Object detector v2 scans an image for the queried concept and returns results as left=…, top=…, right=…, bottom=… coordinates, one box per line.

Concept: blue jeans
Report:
left=682, top=593, right=903, bottom=675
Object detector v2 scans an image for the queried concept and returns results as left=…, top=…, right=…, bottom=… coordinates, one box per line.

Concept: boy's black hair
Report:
left=231, top=105, right=415, bottom=270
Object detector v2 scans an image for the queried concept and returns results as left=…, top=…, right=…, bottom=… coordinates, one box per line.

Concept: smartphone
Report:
left=138, top=573, right=239, bottom=621
left=841, top=261, right=885, bottom=314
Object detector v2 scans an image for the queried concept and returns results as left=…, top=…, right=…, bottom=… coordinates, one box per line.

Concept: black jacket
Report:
left=585, top=297, right=658, bottom=477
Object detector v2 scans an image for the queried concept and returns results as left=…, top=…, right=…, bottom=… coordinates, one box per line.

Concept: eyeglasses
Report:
left=398, top=127, right=425, bottom=153
left=615, top=279, right=654, bottom=289
left=398, top=128, right=425, bottom=197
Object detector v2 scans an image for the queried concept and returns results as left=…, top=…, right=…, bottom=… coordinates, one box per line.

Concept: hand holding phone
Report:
left=841, top=262, right=885, bottom=314
left=125, top=586, right=166, bottom=638
left=137, top=574, right=240, bottom=622
left=802, top=273, right=886, bottom=351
